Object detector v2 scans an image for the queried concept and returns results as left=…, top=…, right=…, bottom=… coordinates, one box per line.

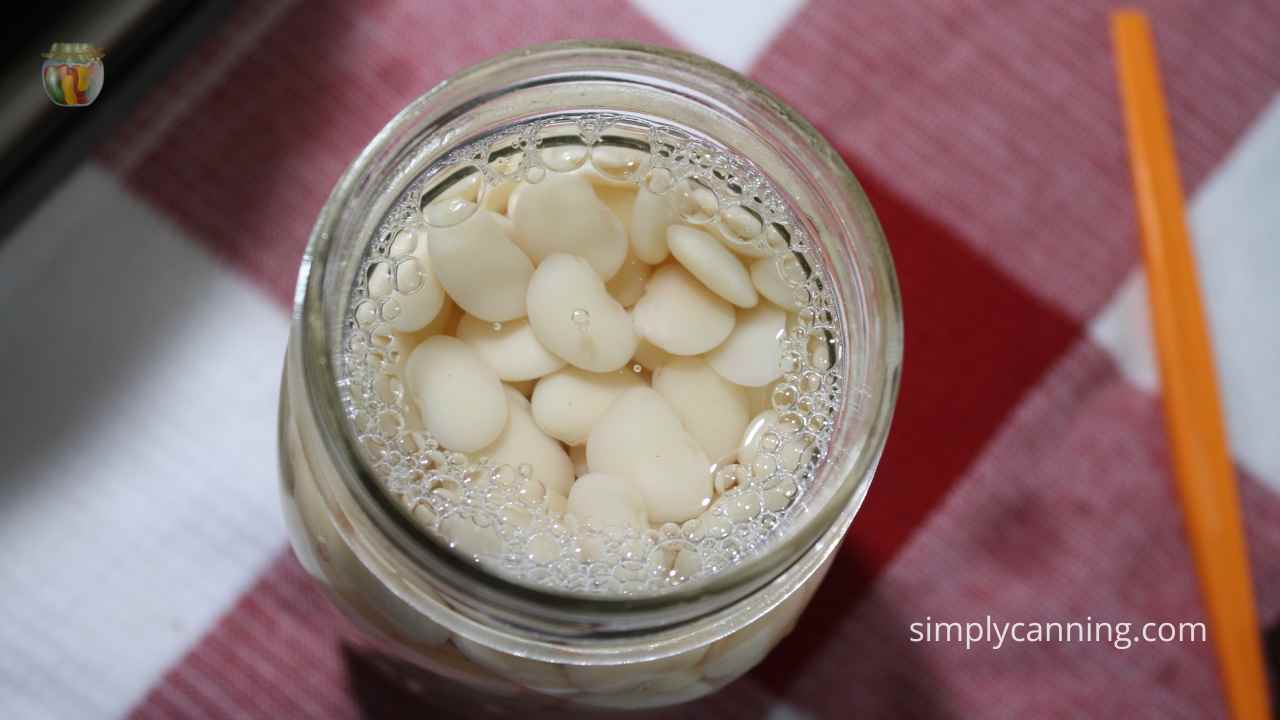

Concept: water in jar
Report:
left=341, top=113, right=846, bottom=597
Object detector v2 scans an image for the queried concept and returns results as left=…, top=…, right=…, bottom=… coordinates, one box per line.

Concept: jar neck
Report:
left=295, top=41, right=901, bottom=641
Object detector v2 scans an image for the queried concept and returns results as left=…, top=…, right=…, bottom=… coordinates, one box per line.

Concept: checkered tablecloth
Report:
left=3, top=1, right=1278, bottom=718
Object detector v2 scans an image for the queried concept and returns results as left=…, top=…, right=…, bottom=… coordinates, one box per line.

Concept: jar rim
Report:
left=42, top=42, right=105, bottom=60
left=294, top=40, right=903, bottom=637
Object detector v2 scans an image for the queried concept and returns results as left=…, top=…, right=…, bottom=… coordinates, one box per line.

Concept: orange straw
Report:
left=1111, top=10, right=1272, bottom=720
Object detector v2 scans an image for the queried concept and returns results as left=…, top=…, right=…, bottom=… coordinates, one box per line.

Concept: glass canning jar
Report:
left=41, top=42, right=105, bottom=107
left=279, top=41, right=902, bottom=711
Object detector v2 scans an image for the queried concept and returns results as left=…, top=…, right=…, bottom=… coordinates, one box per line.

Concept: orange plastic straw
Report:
left=1111, top=10, right=1272, bottom=720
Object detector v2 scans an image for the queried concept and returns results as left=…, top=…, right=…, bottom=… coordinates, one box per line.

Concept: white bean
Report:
left=429, top=211, right=533, bottom=322
left=415, top=495, right=505, bottom=561
left=405, top=335, right=507, bottom=452
left=566, top=472, right=648, bottom=530
left=632, top=263, right=734, bottom=356
left=711, top=490, right=764, bottom=523
left=490, top=212, right=515, bottom=237
left=701, top=600, right=795, bottom=680
left=480, top=179, right=518, bottom=214
left=593, top=183, right=638, bottom=238
left=671, top=545, right=703, bottom=581
left=586, top=387, right=713, bottom=523
left=526, top=254, right=637, bottom=373
left=530, top=366, right=643, bottom=445
left=630, top=187, right=676, bottom=264
left=670, top=489, right=762, bottom=582
left=586, top=146, right=648, bottom=187
left=366, top=580, right=451, bottom=647
left=509, top=174, right=627, bottom=280
left=367, top=228, right=446, bottom=333
left=454, top=636, right=574, bottom=691
left=479, top=387, right=574, bottom=497
left=412, top=295, right=460, bottom=339
left=420, top=173, right=483, bottom=227
left=750, top=256, right=801, bottom=310
left=292, top=420, right=420, bottom=636
left=565, top=646, right=707, bottom=693
left=605, top=251, right=651, bottom=308
left=706, top=302, right=786, bottom=387
left=575, top=673, right=714, bottom=710
left=652, top=357, right=750, bottom=463
left=745, top=380, right=778, bottom=416
left=546, top=490, right=567, bottom=515
left=326, top=509, right=448, bottom=646
left=738, top=409, right=779, bottom=468
left=456, top=314, right=565, bottom=382
left=667, top=225, right=758, bottom=308
left=631, top=337, right=674, bottom=371
left=713, top=205, right=771, bottom=258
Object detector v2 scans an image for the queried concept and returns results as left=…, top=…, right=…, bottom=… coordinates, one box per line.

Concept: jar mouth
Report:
left=42, top=42, right=106, bottom=60
left=295, top=41, right=903, bottom=636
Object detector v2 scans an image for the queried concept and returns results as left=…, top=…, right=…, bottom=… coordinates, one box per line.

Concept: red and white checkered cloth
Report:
left=3, top=1, right=1279, bottom=718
